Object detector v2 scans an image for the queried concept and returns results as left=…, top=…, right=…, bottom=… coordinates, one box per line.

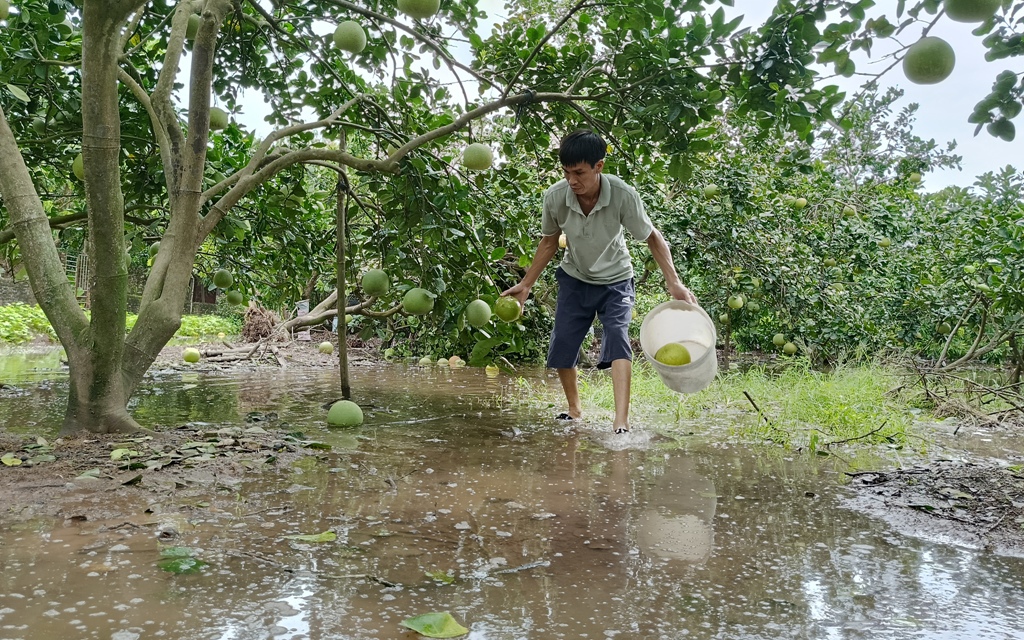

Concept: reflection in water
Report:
left=1, top=354, right=1023, bottom=639
left=636, top=458, right=716, bottom=563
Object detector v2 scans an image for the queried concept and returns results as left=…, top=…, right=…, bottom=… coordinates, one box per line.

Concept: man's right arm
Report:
left=501, top=233, right=560, bottom=305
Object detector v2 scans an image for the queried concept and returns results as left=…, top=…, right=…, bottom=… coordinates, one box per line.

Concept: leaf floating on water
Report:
left=157, top=557, right=208, bottom=574
left=399, top=612, right=469, bottom=638
left=159, top=546, right=195, bottom=559
left=283, top=531, right=337, bottom=543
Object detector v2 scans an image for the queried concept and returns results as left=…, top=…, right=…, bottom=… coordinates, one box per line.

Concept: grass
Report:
left=525, top=359, right=914, bottom=450
left=0, top=303, right=241, bottom=344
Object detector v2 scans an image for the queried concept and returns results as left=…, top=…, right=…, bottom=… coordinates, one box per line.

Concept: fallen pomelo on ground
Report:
left=654, top=342, right=691, bottom=366
left=183, top=347, right=201, bottom=363
left=773, top=333, right=787, bottom=347
left=319, top=341, right=334, bottom=355
left=485, top=364, right=500, bottom=377
left=783, top=342, right=799, bottom=356
left=418, top=356, right=433, bottom=365
left=327, top=400, right=363, bottom=427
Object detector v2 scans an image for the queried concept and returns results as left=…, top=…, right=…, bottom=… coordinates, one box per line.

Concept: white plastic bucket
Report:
left=639, top=300, right=718, bottom=394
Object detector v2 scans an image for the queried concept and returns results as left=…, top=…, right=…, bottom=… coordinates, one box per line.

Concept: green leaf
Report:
left=283, top=531, right=337, bottom=543
left=157, top=557, right=208, bottom=574
left=2, top=453, right=23, bottom=467
left=489, top=247, right=506, bottom=261
left=159, top=546, right=196, bottom=558
left=400, top=612, right=469, bottom=638
left=5, top=84, right=30, bottom=102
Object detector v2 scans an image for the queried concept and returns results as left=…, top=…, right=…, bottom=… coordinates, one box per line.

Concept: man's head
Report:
left=559, top=129, right=606, bottom=168
left=559, top=129, right=606, bottom=198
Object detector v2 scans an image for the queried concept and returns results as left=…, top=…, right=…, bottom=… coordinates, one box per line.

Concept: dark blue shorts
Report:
left=547, top=267, right=635, bottom=370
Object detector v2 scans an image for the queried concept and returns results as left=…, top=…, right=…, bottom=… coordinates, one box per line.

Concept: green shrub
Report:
left=1, top=305, right=239, bottom=344
left=0, top=303, right=58, bottom=344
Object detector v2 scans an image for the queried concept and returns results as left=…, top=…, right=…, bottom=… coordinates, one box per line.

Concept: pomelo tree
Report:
left=0, top=0, right=1021, bottom=434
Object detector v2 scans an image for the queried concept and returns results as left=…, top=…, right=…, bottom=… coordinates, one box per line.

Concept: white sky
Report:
left=223, top=0, right=1021, bottom=191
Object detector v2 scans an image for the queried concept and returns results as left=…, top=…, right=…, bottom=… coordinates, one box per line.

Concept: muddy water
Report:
left=1, top=352, right=1024, bottom=639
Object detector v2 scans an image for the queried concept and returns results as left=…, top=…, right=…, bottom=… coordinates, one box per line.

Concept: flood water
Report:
left=2, top=351, right=1024, bottom=639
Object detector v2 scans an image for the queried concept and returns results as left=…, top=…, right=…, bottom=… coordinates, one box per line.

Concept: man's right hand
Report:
left=501, top=282, right=531, bottom=307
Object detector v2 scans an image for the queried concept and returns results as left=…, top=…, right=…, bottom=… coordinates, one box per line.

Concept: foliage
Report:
left=0, top=304, right=238, bottom=344
left=0, top=302, right=57, bottom=343
left=1, top=0, right=1022, bottom=433
left=535, top=360, right=914, bottom=450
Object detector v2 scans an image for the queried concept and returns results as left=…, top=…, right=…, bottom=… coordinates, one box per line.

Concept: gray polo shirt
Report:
left=541, top=173, right=654, bottom=285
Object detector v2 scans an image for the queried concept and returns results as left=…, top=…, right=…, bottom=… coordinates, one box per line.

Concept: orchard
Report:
left=0, top=0, right=1021, bottom=435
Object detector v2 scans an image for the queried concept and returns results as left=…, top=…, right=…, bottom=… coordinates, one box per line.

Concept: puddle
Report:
left=1, top=354, right=1024, bottom=639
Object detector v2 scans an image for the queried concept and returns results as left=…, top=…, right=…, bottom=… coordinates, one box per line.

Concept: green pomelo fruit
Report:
left=436, top=357, right=449, bottom=365
left=213, top=269, right=233, bottom=289
left=727, top=294, right=744, bottom=310
left=485, top=364, right=500, bottom=377
left=462, top=143, right=493, bottom=171
left=185, top=13, right=200, bottom=40
left=936, top=322, right=952, bottom=335
left=31, top=117, right=47, bottom=135
left=843, top=204, right=856, bottom=217
left=909, top=172, right=922, bottom=183
left=402, top=288, right=435, bottom=315
left=72, top=153, right=85, bottom=181
left=209, top=107, right=229, bottom=131
left=746, top=301, right=761, bottom=312
left=225, top=290, right=244, bottom=305
left=793, top=197, right=808, bottom=209
left=943, top=0, right=1000, bottom=23
left=327, top=400, right=363, bottom=427
left=494, top=296, right=522, bottom=322
left=148, top=242, right=160, bottom=257
left=0, top=0, right=9, bottom=20
left=319, top=341, right=334, bottom=355
left=719, top=313, right=730, bottom=324
left=878, top=237, right=892, bottom=248
left=783, top=342, right=798, bottom=356
left=397, top=0, right=441, bottom=20
left=333, top=20, right=366, bottom=53
left=824, top=257, right=837, bottom=268
left=903, top=37, right=955, bottom=85
left=783, top=195, right=796, bottom=205
left=183, top=347, right=201, bottom=363
left=418, top=356, right=433, bottom=365
left=465, top=299, right=492, bottom=328
left=655, top=342, right=691, bottom=366
left=772, top=333, right=787, bottom=347
left=362, top=269, right=390, bottom=296
left=703, top=184, right=720, bottom=198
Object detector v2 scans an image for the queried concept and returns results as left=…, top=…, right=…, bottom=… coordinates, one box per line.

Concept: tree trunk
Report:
left=337, top=173, right=350, bottom=399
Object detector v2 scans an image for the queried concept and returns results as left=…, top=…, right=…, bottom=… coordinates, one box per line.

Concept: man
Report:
left=502, top=129, right=696, bottom=434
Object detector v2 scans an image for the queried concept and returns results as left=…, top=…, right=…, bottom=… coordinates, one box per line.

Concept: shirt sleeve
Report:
left=540, top=190, right=562, bottom=236
left=621, top=186, right=654, bottom=240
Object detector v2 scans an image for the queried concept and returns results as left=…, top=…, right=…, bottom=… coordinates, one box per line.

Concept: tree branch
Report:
left=501, top=0, right=588, bottom=100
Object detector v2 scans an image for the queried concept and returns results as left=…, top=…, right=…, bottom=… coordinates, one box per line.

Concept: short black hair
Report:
left=559, top=129, right=606, bottom=168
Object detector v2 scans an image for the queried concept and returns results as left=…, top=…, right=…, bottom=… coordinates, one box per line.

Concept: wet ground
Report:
left=2, top=349, right=1024, bottom=639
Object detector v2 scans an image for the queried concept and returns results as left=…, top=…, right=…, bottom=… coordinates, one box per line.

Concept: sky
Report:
left=225, top=0, right=1022, bottom=191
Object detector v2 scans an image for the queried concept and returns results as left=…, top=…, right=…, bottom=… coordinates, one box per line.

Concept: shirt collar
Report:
left=565, top=174, right=611, bottom=214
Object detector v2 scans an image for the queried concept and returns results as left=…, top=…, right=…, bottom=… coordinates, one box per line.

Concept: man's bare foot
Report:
left=613, top=423, right=630, bottom=434
left=556, top=411, right=582, bottom=421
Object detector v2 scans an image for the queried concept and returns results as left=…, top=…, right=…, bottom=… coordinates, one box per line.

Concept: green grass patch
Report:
left=0, top=303, right=58, bottom=343
left=529, top=359, right=913, bottom=450
left=0, top=304, right=241, bottom=344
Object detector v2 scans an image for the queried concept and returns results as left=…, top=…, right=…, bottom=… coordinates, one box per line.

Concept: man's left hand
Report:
left=668, top=282, right=697, bottom=304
